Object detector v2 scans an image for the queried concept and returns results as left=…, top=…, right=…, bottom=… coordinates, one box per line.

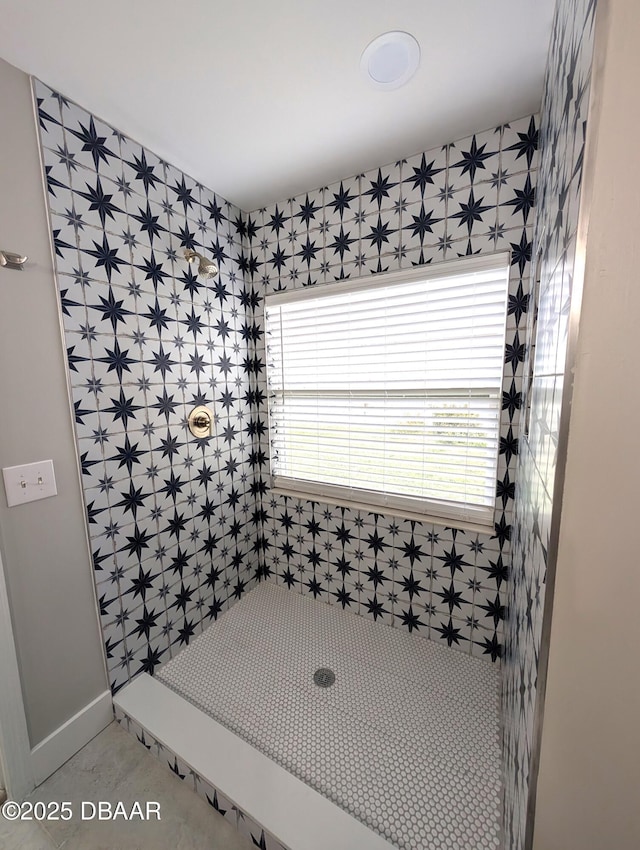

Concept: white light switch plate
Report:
left=2, top=459, right=57, bottom=507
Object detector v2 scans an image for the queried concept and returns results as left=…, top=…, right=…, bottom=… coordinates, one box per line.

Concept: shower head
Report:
left=184, top=248, right=219, bottom=279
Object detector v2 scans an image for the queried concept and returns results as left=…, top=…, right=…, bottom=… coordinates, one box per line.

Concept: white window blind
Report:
left=264, top=254, right=510, bottom=526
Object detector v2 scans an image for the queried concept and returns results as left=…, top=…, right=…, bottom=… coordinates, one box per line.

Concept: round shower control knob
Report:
left=188, top=405, right=214, bottom=438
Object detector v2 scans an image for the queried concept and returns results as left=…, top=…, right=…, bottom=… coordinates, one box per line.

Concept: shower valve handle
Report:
left=188, top=405, right=214, bottom=438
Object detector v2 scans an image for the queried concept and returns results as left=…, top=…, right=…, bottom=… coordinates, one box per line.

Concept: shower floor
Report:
left=154, top=583, right=502, bottom=850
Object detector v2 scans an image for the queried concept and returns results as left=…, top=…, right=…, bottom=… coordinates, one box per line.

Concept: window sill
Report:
left=269, top=486, right=497, bottom=537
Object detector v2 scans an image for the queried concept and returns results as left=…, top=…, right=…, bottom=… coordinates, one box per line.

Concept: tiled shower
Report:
left=31, top=0, right=597, bottom=847
left=38, top=96, right=535, bottom=681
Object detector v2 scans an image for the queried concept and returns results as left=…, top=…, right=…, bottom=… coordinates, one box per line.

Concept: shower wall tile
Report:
left=501, top=2, right=597, bottom=849
left=248, top=117, right=538, bottom=663
left=34, top=79, right=261, bottom=694
left=401, top=147, right=449, bottom=205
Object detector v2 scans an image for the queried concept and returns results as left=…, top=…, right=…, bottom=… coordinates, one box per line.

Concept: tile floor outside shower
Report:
left=0, top=722, right=252, bottom=850
left=156, top=582, right=503, bottom=850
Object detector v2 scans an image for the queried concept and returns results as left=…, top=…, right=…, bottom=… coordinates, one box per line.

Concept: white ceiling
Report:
left=0, top=0, right=555, bottom=211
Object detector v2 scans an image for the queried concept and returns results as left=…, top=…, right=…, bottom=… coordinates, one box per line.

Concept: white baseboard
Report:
left=0, top=550, right=34, bottom=801
left=30, top=690, right=112, bottom=785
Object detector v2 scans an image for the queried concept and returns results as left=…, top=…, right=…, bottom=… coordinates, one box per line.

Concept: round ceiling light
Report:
left=361, top=31, right=420, bottom=90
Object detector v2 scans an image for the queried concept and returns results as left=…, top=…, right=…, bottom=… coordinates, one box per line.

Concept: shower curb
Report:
left=114, top=673, right=397, bottom=850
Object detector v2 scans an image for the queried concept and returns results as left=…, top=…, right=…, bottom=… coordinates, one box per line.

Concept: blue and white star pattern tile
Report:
left=502, top=1, right=597, bottom=849
left=250, top=113, right=540, bottom=664
left=35, top=71, right=541, bottom=678
left=34, top=78, right=262, bottom=695
left=157, top=582, right=502, bottom=850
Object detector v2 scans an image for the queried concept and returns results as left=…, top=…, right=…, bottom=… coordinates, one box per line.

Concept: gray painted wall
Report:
left=0, top=56, right=107, bottom=746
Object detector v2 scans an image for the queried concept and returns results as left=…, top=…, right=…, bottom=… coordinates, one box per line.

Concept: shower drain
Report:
left=313, top=667, right=335, bottom=688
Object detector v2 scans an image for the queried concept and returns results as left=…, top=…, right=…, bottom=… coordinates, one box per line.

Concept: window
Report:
left=264, top=253, right=510, bottom=527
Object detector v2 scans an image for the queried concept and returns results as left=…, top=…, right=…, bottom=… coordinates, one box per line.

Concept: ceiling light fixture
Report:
left=361, top=31, right=420, bottom=91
